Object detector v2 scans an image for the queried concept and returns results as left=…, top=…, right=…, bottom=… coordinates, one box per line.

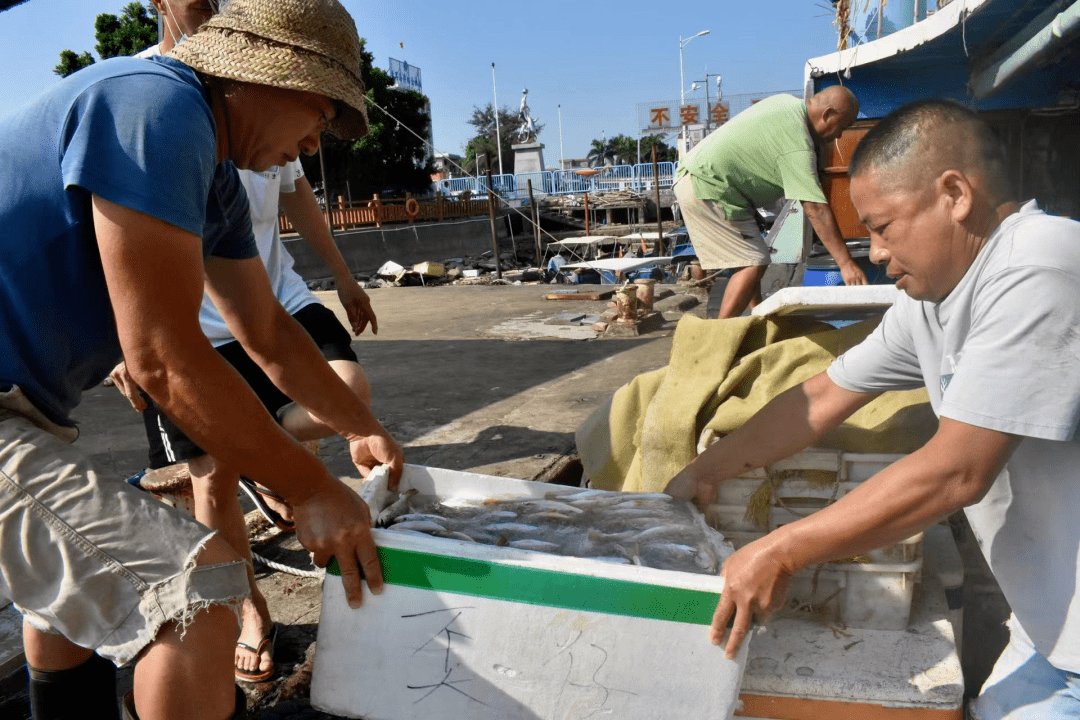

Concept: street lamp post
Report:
left=691, top=74, right=722, bottom=137
left=558, top=104, right=565, bottom=169
left=491, top=62, right=504, bottom=176
left=678, top=29, right=710, bottom=156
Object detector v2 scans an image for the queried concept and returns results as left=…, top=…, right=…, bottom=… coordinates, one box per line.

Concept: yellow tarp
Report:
left=576, top=314, right=935, bottom=492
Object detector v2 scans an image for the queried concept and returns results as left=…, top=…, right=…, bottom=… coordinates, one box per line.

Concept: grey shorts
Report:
left=0, top=388, right=249, bottom=666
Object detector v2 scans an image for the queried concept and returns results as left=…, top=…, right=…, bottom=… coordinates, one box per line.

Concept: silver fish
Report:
left=376, top=488, right=419, bottom=527
left=390, top=520, right=446, bottom=534
left=435, top=530, right=477, bottom=543
left=519, top=499, right=584, bottom=514
left=486, top=522, right=542, bottom=534
left=509, top=539, right=561, bottom=552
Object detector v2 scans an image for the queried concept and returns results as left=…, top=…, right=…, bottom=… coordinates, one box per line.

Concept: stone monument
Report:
left=512, top=88, right=545, bottom=173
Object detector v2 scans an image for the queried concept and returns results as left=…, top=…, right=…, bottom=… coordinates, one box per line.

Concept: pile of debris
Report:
left=304, top=251, right=543, bottom=291
left=544, top=189, right=647, bottom=209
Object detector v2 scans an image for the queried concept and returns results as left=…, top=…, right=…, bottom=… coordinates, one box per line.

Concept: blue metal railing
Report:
left=438, top=163, right=678, bottom=201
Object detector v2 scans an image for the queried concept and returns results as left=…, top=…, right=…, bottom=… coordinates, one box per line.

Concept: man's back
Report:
left=678, top=94, right=824, bottom=220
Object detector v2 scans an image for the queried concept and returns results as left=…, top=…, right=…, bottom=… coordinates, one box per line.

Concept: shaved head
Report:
left=806, top=85, right=859, bottom=143
left=848, top=99, right=1013, bottom=203
left=809, top=85, right=859, bottom=119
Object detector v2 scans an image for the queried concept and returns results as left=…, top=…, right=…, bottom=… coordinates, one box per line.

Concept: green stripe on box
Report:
left=328, top=547, right=719, bottom=625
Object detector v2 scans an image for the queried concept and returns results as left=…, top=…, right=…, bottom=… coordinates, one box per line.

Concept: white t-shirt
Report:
left=199, top=161, right=319, bottom=346
left=136, top=40, right=320, bottom=346
left=829, top=201, right=1080, bottom=672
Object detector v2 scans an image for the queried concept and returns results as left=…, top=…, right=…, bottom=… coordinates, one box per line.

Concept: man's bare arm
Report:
left=203, top=253, right=401, bottom=480
left=802, top=200, right=868, bottom=286
left=666, top=371, right=877, bottom=502
left=712, top=416, right=1018, bottom=656
left=279, top=176, right=377, bottom=335
left=93, top=195, right=386, bottom=604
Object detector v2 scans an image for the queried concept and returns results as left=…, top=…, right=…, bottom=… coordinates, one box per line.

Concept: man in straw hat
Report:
left=102, top=0, right=382, bottom=685
left=0, top=0, right=401, bottom=718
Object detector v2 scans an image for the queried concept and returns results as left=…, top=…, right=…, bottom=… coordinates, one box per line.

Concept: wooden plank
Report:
left=545, top=289, right=615, bottom=301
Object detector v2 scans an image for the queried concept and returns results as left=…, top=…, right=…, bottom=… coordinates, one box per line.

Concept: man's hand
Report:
left=664, top=464, right=719, bottom=506
left=840, top=261, right=869, bottom=286
left=292, top=477, right=384, bottom=607
left=337, top=279, right=378, bottom=336
left=711, top=536, right=795, bottom=658
left=108, top=361, right=148, bottom=412
left=348, top=430, right=404, bottom=489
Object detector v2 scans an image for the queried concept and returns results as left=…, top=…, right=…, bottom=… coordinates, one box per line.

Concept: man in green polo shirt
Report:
left=674, top=86, right=866, bottom=318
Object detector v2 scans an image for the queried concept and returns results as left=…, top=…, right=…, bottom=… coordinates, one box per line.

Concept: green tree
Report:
left=54, top=1, right=158, bottom=77
left=462, top=104, right=544, bottom=175
left=300, top=40, right=433, bottom=201
left=0, top=0, right=31, bottom=12
left=55, top=50, right=96, bottom=78
left=585, top=134, right=677, bottom=166
left=586, top=138, right=616, bottom=168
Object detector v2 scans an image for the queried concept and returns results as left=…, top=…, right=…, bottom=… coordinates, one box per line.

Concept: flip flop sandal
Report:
left=239, top=478, right=295, bottom=532
left=235, top=624, right=278, bottom=683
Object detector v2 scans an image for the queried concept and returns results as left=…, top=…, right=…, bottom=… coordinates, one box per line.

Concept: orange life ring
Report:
left=405, top=198, right=420, bottom=219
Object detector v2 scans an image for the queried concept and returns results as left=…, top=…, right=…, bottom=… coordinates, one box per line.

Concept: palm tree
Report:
left=586, top=138, right=617, bottom=168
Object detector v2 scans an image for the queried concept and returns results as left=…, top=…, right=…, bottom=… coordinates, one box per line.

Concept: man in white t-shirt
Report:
left=111, top=0, right=383, bottom=684
left=666, top=99, right=1080, bottom=719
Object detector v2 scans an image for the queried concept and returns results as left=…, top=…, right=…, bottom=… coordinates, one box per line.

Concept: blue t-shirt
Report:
left=0, top=56, right=256, bottom=425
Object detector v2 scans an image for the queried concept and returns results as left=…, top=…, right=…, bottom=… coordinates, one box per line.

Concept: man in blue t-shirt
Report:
left=0, top=1, right=403, bottom=718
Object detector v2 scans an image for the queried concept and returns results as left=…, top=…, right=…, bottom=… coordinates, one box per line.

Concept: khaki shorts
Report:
left=0, top=386, right=248, bottom=666
left=673, top=176, right=770, bottom=270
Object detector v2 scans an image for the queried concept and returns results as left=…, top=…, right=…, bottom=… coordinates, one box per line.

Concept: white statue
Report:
left=517, top=88, right=537, bottom=142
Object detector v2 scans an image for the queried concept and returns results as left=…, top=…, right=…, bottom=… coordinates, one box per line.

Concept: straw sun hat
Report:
left=168, top=0, right=369, bottom=139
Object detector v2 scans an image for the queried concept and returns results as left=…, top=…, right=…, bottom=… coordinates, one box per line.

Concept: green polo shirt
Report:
left=676, top=94, right=827, bottom=221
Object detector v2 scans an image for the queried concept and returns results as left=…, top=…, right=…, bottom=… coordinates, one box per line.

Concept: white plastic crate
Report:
left=311, top=465, right=748, bottom=720
left=700, top=448, right=923, bottom=631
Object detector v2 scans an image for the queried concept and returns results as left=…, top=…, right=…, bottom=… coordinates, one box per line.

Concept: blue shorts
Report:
left=970, top=615, right=1080, bottom=719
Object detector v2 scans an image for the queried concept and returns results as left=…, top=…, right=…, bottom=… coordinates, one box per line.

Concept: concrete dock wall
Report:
left=283, top=216, right=509, bottom=280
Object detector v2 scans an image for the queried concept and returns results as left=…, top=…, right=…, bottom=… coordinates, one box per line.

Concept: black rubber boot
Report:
left=28, top=652, right=120, bottom=720
left=122, top=685, right=247, bottom=720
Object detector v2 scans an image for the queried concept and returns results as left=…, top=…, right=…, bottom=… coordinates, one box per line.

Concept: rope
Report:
left=252, top=551, right=324, bottom=579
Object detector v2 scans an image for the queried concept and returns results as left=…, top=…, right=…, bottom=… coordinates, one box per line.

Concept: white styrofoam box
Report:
left=311, top=465, right=748, bottom=720
left=750, top=284, right=899, bottom=318
left=698, top=449, right=923, bottom=631
left=705, top=505, right=922, bottom=631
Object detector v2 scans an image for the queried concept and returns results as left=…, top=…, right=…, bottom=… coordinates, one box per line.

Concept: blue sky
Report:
left=0, top=0, right=842, bottom=162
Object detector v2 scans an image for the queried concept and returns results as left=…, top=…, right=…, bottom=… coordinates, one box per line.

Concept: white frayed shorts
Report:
left=0, top=402, right=248, bottom=666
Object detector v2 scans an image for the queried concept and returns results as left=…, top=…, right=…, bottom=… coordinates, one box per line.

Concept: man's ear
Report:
left=939, top=169, right=974, bottom=222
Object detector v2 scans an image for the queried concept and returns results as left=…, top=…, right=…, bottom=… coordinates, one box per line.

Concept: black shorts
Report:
left=141, top=303, right=358, bottom=469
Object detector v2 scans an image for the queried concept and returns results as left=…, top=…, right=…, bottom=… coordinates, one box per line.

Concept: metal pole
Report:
left=678, top=30, right=710, bottom=157
left=491, top=63, right=504, bottom=176
left=527, top=179, right=542, bottom=269
left=583, top=192, right=590, bottom=236
left=485, top=166, right=502, bottom=280
left=703, top=77, right=710, bottom=136
left=317, top=141, right=335, bottom=238
left=558, top=104, right=565, bottom=169
left=679, top=36, right=686, bottom=157
left=652, top=145, right=664, bottom=255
